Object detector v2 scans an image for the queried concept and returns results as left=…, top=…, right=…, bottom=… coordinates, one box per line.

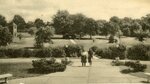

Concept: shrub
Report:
left=23, top=49, right=35, bottom=57
left=6, top=48, right=24, bottom=58
left=32, top=58, right=66, bottom=73
left=64, top=44, right=84, bottom=57
left=109, top=44, right=126, bottom=59
left=108, top=35, right=116, bottom=43
left=35, top=48, right=52, bottom=58
left=127, top=44, right=150, bottom=60
left=95, top=48, right=112, bottom=59
left=95, top=44, right=126, bottom=59
left=51, top=47, right=65, bottom=57
left=90, top=46, right=98, bottom=52
left=0, top=48, right=6, bottom=58
left=124, top=61, right=147, bottom=72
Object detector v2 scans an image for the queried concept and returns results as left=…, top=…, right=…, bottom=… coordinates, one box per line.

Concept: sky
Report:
left=0, top=0, right=150, bottom=22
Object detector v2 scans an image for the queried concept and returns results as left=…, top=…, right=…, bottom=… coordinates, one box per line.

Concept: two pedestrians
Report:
left=80, top=49, right=94, bottom=67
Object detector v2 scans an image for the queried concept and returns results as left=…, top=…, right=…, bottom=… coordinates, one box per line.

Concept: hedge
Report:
left=95, top=44, right=126, bottom=59
left=0, top=44, right=84, bottom=58
left=127, top=44, right=150, bottom=60
left=64, top=44, right=84, bottom=57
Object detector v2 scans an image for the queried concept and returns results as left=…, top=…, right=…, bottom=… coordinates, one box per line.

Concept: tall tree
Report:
left=120, top=17, right=133, bottom=36
left=84, top=18, right=98, bottom=39
left=130, top=20, right=142, bottom=36
left=12, top=15, right=26, bottom=32
left=140, top=14, right=150, bottom=32
left=34, top=18, right=45, bottom=28
left=70, top=13, right=87, bottom=38
left=96, top=20, right=107, bottom=35
left=26, top=21, right=35, bottom=29
left=34, top=26, right=54, bottom=48
left=0, top=26, right=13, bottom=46
left=0, top=15, right=7, bottom=27
left=109, top=16, right=121, bottom=37
left=52, top=10, right=72, bottom=34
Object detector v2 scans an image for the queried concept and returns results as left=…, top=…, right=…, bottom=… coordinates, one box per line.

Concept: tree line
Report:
left=0, top=10, right=150, bottom=46
left=52, top=10, right=150, bottom=40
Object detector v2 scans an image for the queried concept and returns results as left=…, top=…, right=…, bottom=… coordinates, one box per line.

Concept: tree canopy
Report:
left=0, top=15, right=7, bottom=27
left=0, top=26, right=12, bottom=46
left=12, top=15, right=26, bottom=32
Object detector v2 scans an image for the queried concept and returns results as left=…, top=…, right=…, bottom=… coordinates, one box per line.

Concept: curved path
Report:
left=9, top=59, right=146, bottom=84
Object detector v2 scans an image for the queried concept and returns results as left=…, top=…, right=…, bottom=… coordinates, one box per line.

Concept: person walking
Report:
left=81, top=50, right=88, bottom=67
left=88, top=49, right=94, bottom=66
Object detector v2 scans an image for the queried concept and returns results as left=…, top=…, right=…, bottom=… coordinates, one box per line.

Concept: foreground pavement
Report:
left=9, top=59, right=147, bottom=84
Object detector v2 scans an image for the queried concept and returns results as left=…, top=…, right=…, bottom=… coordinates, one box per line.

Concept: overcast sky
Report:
left=0, top=0, right=150, bottom=22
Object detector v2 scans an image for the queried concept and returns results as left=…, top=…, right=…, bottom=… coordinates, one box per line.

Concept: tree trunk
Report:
left=90, top=34, right=92, bottom=39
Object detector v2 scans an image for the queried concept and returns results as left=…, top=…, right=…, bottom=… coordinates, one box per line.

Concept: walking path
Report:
left=9, top=59, right=146, bottom=84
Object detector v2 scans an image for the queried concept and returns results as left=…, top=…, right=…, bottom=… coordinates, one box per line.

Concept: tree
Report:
left=96, top=20, right=107, bottom=35
left=0, top=15, right=7, bottom=27
left=135, top=31, right=149, bottom=42
left=28, top=28, right=35, bottom=36
left=84, top=18, right=98, bottom=39
left=52, top=10, right=72, bottom=34
left=34, top=18, right=45, bottom=28
left=26, top=21, right=35, bottom=29
left=140, top=14, right=150, bottom=35
left=130, top=21, right=142, bottom=36
left=70, top=14, right=87, bottom=38
left=17, top=33, right=23, bottom=40
left=110, top=16, right=121, bottom=24
left=0, top=25, right=13, bottom=46
left=109, top=16, right=121, bottom=36
left=103, top=22, right=111, bottom=38
left=12, top=15, right=26, bottom=32
left=34, top=26, right=54, bottom=48
left=120, top=17, right=133, bottom=36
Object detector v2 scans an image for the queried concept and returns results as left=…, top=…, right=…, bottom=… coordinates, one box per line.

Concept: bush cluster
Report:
left=124, top=61, right=147, bottom=72
left=0, top=44, right=83, bottom=58
left=32, top=58, right=66, bottom=73
left=64, top=44, right=84, bottom=57
left=127, top=44, right=150, bottom=60
left=95, top=44, right=126, bottom=59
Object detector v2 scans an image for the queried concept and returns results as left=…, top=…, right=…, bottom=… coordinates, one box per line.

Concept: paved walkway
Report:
left=9, top=59, right=146, bottom=84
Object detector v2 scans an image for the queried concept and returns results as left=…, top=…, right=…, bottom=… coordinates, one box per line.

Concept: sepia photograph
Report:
left=0, top=0, right=150, bottom=84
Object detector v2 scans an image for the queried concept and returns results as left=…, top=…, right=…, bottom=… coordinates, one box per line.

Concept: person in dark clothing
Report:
left=88, top=49, right=93, bottom=66
left=81, top=54, right=87, bottom=66
left=81, top=50, right=88, bottom=67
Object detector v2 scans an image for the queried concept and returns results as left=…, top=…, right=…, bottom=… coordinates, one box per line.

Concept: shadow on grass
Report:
left=120, top=69, right=147, bottom=78
left=141, top=80, right=150, bottom=83
left=28, top=68, right=50, bottom=74
left=71, top=65, right=91, bottom=67
left=0, top=82, right=6, bottom=84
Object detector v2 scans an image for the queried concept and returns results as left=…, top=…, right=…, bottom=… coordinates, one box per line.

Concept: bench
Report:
left=0, top=74, right=12, bottom=83
left=145, top=73, right=150, bottom=83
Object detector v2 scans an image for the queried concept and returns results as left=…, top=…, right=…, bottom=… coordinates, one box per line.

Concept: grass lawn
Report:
left=0, top=62, right=42, bottom=79
left=7, top=33, right=150, bottom=50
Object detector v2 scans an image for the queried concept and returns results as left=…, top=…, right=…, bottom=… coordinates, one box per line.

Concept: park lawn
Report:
left=0, top=62, right=41, bottom=79
left=8, top=33, right=150, bottom=49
